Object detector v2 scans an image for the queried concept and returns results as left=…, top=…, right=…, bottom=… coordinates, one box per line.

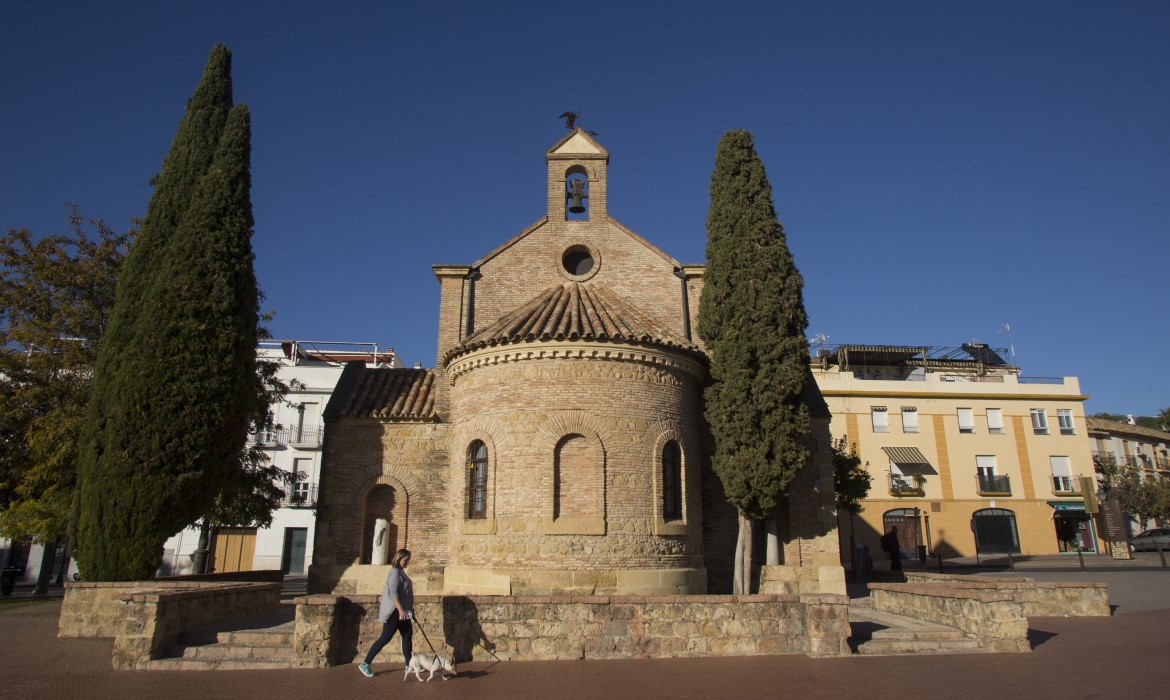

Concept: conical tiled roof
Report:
left=334, top=367, right=438, bottom=420
left=443, top=283, right=703, bottom=366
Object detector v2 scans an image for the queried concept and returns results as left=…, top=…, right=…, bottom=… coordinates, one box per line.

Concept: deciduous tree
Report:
left=0, top=211, right=132, bottom=550
left=832, top=436, right=871, bottom=553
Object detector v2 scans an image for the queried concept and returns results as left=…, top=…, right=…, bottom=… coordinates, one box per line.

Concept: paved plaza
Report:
left=3, top=554, right=1168, bottom=699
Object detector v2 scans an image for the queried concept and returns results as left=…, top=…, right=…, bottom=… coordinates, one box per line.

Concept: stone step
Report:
left=857, top=637, right=984, bottom=656
left=849, top=601, right=985, bottom=656
left=174, top=642, right=295, bottom=663
left=167, top=616, right=297, bottom=668
left=145, top=658, right=294, bottom=671
left=220, top=629, right=294, bottom=647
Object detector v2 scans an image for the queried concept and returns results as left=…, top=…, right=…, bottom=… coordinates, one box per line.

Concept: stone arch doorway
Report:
left=361, top=484, right=400, bottom=564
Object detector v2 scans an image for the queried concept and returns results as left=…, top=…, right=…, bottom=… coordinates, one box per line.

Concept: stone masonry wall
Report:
left=901, top=572, right=1110, bottom=617
left=59, top=581, right=274, bottom=639
left=293, top=593, right=851, bottom=665
left=870, top=583, right=1031, bottom=653
left=111, top=583, right=281, bottom=670
left=446, top=354, right=705, bottom=578
left=311, top=419, right=449, bottom=593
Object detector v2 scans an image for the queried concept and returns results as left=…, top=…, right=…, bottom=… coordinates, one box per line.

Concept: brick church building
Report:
left=308, top=129, right=842, bottom=596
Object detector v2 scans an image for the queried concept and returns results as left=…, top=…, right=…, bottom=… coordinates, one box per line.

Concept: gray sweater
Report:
left=378, top=566, right=414, bottom=623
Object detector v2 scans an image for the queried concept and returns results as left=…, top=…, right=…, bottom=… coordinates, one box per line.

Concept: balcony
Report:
left=289, top=425, right=323, bottom=448
left=282, top=484, right=317, bottom=508
left=253, top=425, right=323, bottom=448
left=1051, top=475, right=1080, bottom=495
left=976, top=474, right=1012, bottom=496
left=889, top=473, right=925, bottom=497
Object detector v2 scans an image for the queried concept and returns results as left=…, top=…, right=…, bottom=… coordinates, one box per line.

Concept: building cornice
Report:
left=446, top=339, right=707, bottom=385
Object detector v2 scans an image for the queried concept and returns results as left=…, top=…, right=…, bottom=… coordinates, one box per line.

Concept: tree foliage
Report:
left=0, top=210, right=133, bottom=543
left=832, top=436, right=871, bottom=516
left=698, top=129, right=811, bottom=592
left=75, top=45, right=264, bottom=580
left=1095, top=453, right=1170, bottom=527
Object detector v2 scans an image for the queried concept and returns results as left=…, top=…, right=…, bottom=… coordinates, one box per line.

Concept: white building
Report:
left=161, top=340, right=398, bottom=576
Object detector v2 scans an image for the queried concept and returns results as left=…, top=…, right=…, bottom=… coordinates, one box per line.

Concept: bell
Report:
left=566, top=179, right=587, bottom=214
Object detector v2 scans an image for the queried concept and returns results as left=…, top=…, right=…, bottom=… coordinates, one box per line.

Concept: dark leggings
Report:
left=363, top=610, right=413, bottom=666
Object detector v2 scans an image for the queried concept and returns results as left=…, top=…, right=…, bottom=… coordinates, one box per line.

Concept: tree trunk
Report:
left=732, top=515, right=754, bottom=594
left=191, top=519, right=212, bottom=575
left=34, top=536, right=60, bottom=595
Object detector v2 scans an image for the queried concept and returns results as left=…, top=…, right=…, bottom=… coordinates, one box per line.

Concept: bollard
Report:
left=1077, top=547, right=1085, bottom=571
left=1007, top=551, right=1015, bottom=571
left=1159, top=546, right=1167, bottom=571
left=937, top=552, right=944, bottom=574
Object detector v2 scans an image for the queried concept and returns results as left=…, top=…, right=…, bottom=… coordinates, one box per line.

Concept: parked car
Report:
left=1129, top=528, right=1170, bottom=552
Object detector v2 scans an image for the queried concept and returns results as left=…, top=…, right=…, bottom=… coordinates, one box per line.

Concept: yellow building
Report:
left=814, top=343, right=1098, bottom=560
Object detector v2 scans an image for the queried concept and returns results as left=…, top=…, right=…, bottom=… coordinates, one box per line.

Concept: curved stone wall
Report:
left=445, top=340, right=707, bottom=593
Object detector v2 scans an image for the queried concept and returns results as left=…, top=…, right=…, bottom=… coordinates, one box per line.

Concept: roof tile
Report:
left=442, top=283, right=702, bottom=365
left=338, top=367, right=437, bottom=420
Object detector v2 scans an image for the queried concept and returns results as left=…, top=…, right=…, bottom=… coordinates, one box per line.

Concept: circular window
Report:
left=559, top=243, right=601, bottom=281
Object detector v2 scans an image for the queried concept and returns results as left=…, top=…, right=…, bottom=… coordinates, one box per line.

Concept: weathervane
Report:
left=558, top=111, right=599, bottom=136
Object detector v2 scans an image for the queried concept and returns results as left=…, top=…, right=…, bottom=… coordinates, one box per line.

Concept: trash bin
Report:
left=0, top=567, right=18, bottom=596
left=852, top=544, right=871, bottom=581
left=917, top=545, right=927, bottom=563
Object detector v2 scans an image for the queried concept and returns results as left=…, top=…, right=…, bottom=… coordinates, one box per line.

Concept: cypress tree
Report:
left=698, top=129, right=811, bottom=594
left=75, top=46, right=259, bottom=580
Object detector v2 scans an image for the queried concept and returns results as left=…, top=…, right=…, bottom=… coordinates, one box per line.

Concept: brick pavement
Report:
left=2, top=593, right=1167, bottom=700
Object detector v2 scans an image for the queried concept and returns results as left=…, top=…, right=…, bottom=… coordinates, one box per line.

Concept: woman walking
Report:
left=358, top=548, right=414, bottom=677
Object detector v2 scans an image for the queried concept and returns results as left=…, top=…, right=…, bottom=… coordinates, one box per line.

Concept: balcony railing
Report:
left=253, top=425, right=323, bottom=448
left=289, top=425, right=323, bottom=448
left=1051, top=475, right=1079, bottom=494
left=282, top=484, right=317, bottom=508
left=889, top=474, right=925, bottom=497
left=1018, top=376, right=1065, bottom=385
left=976, top=474, right=1012, bottom=496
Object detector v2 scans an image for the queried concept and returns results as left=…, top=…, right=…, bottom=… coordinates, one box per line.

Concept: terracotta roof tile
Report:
left=443, top=282, right=702, bottom=366
left=337, top=367, right=438, bottom=420
left=1085, top=417, right=1170, bottom=441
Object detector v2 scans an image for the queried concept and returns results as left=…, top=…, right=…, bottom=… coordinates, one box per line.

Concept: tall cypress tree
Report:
left=698, top=129, right=811, bottom=594
left=75, top=46, right=259, bottom=580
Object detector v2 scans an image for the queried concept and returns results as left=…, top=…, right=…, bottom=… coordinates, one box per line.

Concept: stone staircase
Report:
left=144, top=605, right=298, bottom=670
left=849, top=597, right=984, bottom=656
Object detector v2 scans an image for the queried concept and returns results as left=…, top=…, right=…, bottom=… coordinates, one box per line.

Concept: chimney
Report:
left=1127, top=414, right=1136, bottom=425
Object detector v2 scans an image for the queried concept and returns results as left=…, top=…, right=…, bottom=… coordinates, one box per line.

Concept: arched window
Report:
left=662, top=440, right=682, bottom=521
left=972, top=508, right=1020, bottom=554
left=467, top=440, right=488, bottom=519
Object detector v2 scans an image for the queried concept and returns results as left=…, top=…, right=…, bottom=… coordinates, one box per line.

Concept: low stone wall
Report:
left=901, top=573, right=1111, bottom=617
left=111, top=583, right=282, bottom=670
left=293, top=593, right=851, bottom=665
left=759, top=565, right=847, bottom=595
left=60, top=581, right=229, bottom=638
left=869, top=583, right=1030, bottom=653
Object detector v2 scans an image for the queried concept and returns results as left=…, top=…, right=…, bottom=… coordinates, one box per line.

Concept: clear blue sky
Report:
left=3, top=1, right=1168, bottom=417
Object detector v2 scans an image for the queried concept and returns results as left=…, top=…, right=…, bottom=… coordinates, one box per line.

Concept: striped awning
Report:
left=882, top=446, right=931, bottom=465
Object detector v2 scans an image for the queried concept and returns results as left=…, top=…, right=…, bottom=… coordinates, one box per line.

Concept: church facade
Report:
left=308, top=129, right=841, bottom=596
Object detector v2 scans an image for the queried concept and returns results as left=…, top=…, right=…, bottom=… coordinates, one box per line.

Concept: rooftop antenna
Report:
left=810, top=332, right=829, bottom=353
left=996, top=323, right=1016, bottom=363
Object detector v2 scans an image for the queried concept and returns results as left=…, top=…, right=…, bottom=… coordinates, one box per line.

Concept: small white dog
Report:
left=403, top=653, right=457, bottom=682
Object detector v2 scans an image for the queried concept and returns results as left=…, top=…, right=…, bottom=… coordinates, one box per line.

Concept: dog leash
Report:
left=414, top=614, right=501, bottom=662
left=412, top=615, right=440, bottom=656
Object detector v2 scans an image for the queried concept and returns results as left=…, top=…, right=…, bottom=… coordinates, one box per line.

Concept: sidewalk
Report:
left=4, top=570, right=1169, bottom=700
